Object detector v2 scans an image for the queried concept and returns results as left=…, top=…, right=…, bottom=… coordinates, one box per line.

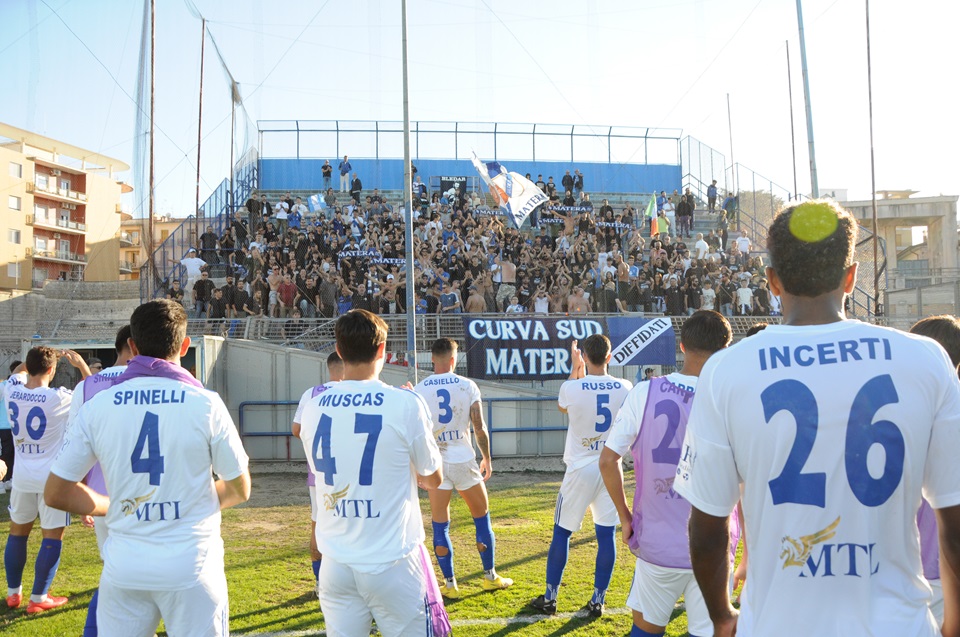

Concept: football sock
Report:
left=4, top=535, right=27, bottom=589
left=473, top=513, right=496, bottom=573
left=83, top=589, right=99, bottom=637
left=311, top=559, right=321, bottom=582
left=431, top=521, right=455, bottom=580
left=545, top=524, right=572, bottom=601
left=593, top=523, right=617, bottom=601
left=31, top=538, right=62, bottom=598
left=631, top=626, right=664, bottom=637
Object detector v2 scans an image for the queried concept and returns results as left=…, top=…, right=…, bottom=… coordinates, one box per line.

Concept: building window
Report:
left=59, top=179, right=70, bottom=192
left=8, top=162, right=22, bottom=178
left=8, top=229, right=21, bottom=244
left=7, top=263, right=20, bottom=279
left=35, top=174, right=49, bottom=190
left=35, top=237, right=47, bottom=251
left=34, top=204, right=50, bottom=223
left=8, top=195, right=21, bottom=211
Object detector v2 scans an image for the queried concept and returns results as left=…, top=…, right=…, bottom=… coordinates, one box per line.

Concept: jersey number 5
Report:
left=313, top=414, right=383, bottom=486
left=763, top=374, right=904, bottom=508
left=131, top=412, right=165, bottom=486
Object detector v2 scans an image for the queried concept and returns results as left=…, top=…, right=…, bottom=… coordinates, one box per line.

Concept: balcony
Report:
left=119, top=260, right=135, bottom=274
left=31, top=249, right=87, bottom=265
left=118, top=231, right=140, bottom=247
left=26, top=181, right=88, bottom=206
left=32, top=216, right=87, bottom=235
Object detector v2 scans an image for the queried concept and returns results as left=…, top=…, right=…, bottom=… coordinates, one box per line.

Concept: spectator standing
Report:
left=465, top=286, right=487, bottom=313
left=245, top=191, right=262, bottom=230
left=350, top=173, right=363, bottom=205
left=165, top=279, right=185, bottom=307
left=735, top=278, right=753, bottom=315
left=675, top=196, right=692, bottom=239
left=707, top=180, right=718, bottom=212
left=338, top=155, right=352, bottom=192
left=562, top=171, right=575, bottom=195
left=176, top=248, right=206, bottom=295
left=198, top=225, right=219, bottom=264
left=694, top=233, right=709, bottom=260
left=277, top=274, right=298, bottom=318
left=735, top=231, right=751, bottom=262
left=193, top=271, right=216, bottom=318
left=321, top=160, right=333, bottom=190
left=574, top=169, right=584, bottom=195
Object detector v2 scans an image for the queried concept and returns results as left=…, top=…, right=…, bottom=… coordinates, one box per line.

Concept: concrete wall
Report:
left=213, top=339, right=567, bottom=461
left=260, top=158, right=681, bottom=196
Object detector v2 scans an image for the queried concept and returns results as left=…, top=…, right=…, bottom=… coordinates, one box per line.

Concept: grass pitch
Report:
left=0, top=470, right=692, bottom=636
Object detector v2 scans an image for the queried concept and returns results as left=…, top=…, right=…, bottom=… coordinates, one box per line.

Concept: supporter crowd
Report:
left=165, top=170, right=774, bottom=323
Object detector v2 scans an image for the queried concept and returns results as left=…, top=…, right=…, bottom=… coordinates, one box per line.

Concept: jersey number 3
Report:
left=131, top=412, right=165, bottom=486
left=763, top=374, right=903, bottom=508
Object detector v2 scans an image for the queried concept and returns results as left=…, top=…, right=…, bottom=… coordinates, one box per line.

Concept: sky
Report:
left=1, top=0, right=957, bottom=218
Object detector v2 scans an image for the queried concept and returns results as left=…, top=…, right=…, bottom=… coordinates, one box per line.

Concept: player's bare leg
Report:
left=460, top=482, right=512, bottom=591
left=632, top=610, right=668, bottom=637
left=427, top=487, right=458, bottom=597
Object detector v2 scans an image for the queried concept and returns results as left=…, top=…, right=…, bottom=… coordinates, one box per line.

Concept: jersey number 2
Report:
left=131, top=412, right=165, bottom=486
left=313, top=414, right=383, bottom=486
left=763, top=374, right=904, bottom=508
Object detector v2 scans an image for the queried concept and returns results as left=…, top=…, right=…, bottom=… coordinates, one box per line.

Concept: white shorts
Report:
left=97, top=575, right=229, bottom=637
left=626, top=558, right=711, bottom=636
left=309, top=485, right=318, bottom=523
left=929, top=578, right=943, bottom=626
left=438, top=459, right=483, bottom=492
left=8, top=489, right=71, bottom=529
left=94, top=517, right=109, bottom=556
left=319, top=550, right=429, bottom=637
left=555, top=462, right=618, bottom=531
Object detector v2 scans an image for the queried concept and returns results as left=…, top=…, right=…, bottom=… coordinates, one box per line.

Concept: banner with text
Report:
left=463, top=316, right=676, bottom=380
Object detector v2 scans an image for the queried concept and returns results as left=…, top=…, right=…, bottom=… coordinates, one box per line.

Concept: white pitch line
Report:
left=231, top=604, right=685, bottom=636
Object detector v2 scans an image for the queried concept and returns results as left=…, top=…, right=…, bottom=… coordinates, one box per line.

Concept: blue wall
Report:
left=260, top=158, right=681, bottom=195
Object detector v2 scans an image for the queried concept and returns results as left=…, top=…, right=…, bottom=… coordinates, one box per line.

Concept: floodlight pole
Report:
left=148, top=0, right=156, bottom=298
left=196, top=18, right=205, bottom=237
left=796, top=0, right=820, bottom=198
left=401, top=0, right=418, bottom=382
left=786, top=41, right=799, bottom=201
left=865, top=0, right=880, bottom=316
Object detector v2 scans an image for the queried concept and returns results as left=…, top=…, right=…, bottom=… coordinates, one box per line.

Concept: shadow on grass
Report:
left=225, top=591, right=324, bottom=634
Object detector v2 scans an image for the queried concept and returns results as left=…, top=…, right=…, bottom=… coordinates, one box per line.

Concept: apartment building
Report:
left=0, top=122, right=130, bottom=290
left=119, top=214, right=192, bottom=280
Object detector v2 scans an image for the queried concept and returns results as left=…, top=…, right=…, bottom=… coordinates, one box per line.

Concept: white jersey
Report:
left=414, top=372, right=482, bottom=464
left=558, top=374, right=632, bottom=470
left=69, top=365, right=127, bottom=422
left=674, top=321, right=960, bottom=637
left=50, top=376, right=249, bottom=591
left=3, top=372, right=73, bottom=493
left=298, top=379, right=442, bottom=573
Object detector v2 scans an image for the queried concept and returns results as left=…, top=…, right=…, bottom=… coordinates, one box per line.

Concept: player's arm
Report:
left=215, top=471, right=251, bottom=510
left=471, top=400, right=492, bottom=480
left=939, top=504, right=960, bottom=637
left=598, top=446, right=632, bottom=542
left=44, top=473, right=109, bottom=516
left=689, top=507, right=738, bottom=636
left=61, top=349, right=92, bottom=378
left=568, top=339, right=585, bottom=381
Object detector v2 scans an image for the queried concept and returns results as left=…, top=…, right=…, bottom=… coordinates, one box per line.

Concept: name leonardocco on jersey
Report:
left=8, top=391, right=48, bottom=403
left=757, top=337, right=893, bottom=371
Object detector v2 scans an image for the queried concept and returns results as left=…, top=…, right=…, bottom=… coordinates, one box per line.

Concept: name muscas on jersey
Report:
left=580, top=381, right=623, bottom=391
left=113, top=389, right=187, bottom=405
left=317, top=392, right=385, bottom=408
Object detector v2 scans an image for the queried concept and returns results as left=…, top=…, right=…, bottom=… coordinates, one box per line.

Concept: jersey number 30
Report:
left=7, top=403, right=47, bottom=440
left=763, top=374, right=903, bottom=508
left=313, top=414, right=382, bottom=486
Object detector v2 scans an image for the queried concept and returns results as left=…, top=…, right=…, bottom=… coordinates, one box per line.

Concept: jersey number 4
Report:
left=131, top=412, right=165, bottom=486
left=763, top=374, right=903, bottom=508
left=313, top=414, right=382, bottom=486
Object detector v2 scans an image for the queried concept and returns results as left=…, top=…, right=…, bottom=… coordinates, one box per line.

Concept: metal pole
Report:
left=796, top=0, right=819, bottom=197
left=786, top=40, right=799, bottom=201
left=865, top=0, right=880, bottom=315
left=195, top=18, right=205, bottom=237
left=726, top=93, right=735, bottom=196
left=148, top=0, right=156, bottom=298
left=401, top=0, right=418, bottom=383
left=229, top=89, right=236, bottom=214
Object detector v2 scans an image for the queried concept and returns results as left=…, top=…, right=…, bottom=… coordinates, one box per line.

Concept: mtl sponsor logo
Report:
left=324, top=484, right=380, bottom=519
left=120, top=489, right=183, bottom=522
left=780, top=517, right=880, bottom=578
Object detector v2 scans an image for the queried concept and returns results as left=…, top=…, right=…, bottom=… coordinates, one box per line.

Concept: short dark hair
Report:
left=130, top=300, right=188, bottom=360
left=431, top=337, right=458, bottom=359
left=335, top=310, right=388, bottom=364
left=115, top=325, right=132, bottom=354
left=581, top=334, right=611, bottom=366
left=680, top=310, right=732, bottom=354
left=745, top=323, right=769, bottom=338
left=766, top=200, right=857, bottom=297
left=9, top=360, right=22, bottom=373
left=326, top=350, right=344, bottom=370
left=910, top=315, right=960, bottom=372
left=25, top=346, right=58, bottom=376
